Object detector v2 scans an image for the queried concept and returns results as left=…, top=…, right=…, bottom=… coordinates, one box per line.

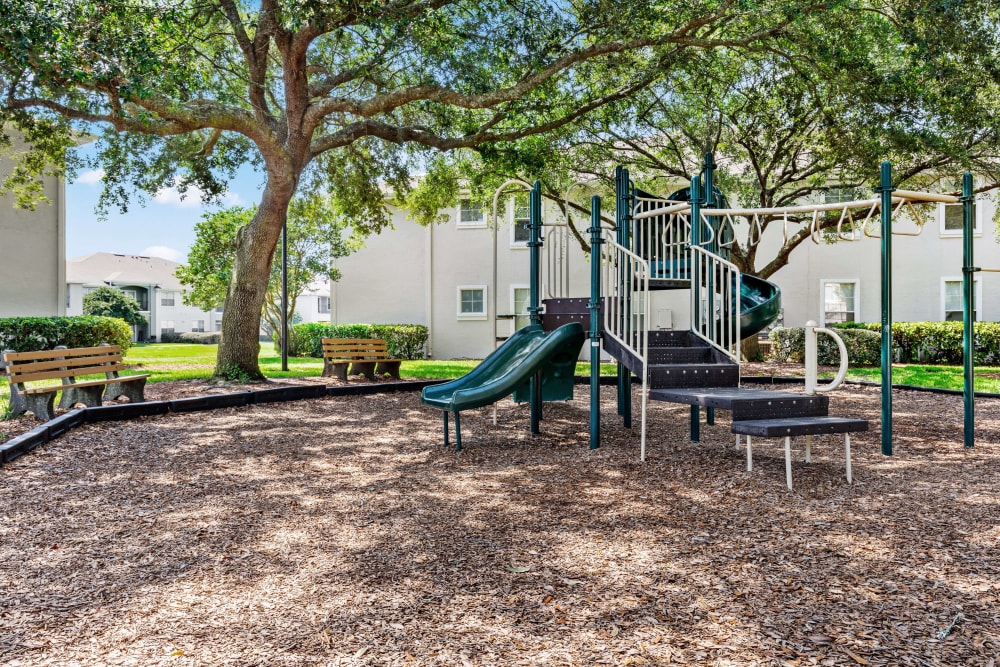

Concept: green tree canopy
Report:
left=0, top=0, right=843, bottom=379
left=177, top=194, right=357, bottom=353
left=82, top=286, right=147, bottom=326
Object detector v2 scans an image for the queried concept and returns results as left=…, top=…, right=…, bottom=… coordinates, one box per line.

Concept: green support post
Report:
left=962, top=172, right=976, bottom=448
left=690, top=405, right=700, bottom=442
left=877, top=161, right=894, bottom=456
left=690, top=175, right=703, bottom=333
left=589, top=196, right=603, bottom=450
left=529, top=180, right=543, bottom=434
left=615, top=166, right=633, bottom=428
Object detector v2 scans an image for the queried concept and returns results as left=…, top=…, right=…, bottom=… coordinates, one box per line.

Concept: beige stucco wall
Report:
left=0, top=152, right=65, bottom=317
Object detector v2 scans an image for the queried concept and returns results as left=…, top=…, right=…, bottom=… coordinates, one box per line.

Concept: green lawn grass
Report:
left=841, top=365, right=1000, bottom=393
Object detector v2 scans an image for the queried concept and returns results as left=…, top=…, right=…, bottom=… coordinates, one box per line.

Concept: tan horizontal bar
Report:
left=4, top=345, right=121, bottom=362
left=632, top=202, right=691, bottom=220
left=893, top=189, right=959, bottom=204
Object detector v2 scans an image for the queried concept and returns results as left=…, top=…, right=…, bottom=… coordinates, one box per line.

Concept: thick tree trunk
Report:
left=215, top=178, right=296, bottom=381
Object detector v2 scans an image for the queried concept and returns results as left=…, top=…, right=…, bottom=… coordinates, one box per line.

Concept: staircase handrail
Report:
left=601, top=234, right=650, bottom=459
left=689, top=245, right=741, bottom=361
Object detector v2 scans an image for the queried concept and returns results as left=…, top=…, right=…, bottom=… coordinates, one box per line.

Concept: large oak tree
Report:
left=0, top=0, right=835, bottom=379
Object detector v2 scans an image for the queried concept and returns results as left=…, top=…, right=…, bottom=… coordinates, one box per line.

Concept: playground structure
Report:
left=424, top=155, right=989, bottom=463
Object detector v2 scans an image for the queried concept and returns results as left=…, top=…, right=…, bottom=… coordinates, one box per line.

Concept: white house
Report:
left=330, top=184, right=1000, bottom=360
left=66, top=253, right=219, bottom=342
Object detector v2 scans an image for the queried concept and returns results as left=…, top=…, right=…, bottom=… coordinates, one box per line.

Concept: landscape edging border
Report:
left=3, top=374, right=995, bottom=466
left=0, top=379, right=446, bottom=466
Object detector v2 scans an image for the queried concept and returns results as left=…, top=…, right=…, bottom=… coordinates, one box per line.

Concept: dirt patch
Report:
left=1, top=382, right=997, bottom=666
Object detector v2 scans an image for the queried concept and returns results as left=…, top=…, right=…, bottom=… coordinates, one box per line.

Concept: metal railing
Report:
left=601, top=234, right=650, bottom=458
left=690, top=245, right=741, bottom=360
left=544, top=224, right=572, bottom=299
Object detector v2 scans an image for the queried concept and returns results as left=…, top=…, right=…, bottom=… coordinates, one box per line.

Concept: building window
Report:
left=821, top=280, right=859, bottom=326
left=122, top=288, right=138, bottom=301
left=192, top=320, right=205, bottom=333
left=317, top=296, right=331, bottom=314
left=160, top=292, right=175, bottom=307
left=458, top=198, right=485, bottom=227
left=511, top=193, right=530, bottom=246
left=161, top=321, right=175, bottom=336
left=939, top=180, right=980, bottom=236
left=215, top=305, right=224, bottom=313
left=823, top=186, right=855, bottom=204
left=942, top=278, right=980, bottom=322
left=512, top=286, right=530, bottom=330
left=457, top=286, right=487, bottom=319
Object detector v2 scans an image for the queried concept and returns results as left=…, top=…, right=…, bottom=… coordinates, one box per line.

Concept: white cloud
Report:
left=76, top=169, right=105, bottom=185
left=141, top=245, right=184, bottom=262
left=153, top=180, right=242, bottom=208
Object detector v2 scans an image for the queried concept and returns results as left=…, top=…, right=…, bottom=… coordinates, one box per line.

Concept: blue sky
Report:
left=66, top=145, right=266, bottom=264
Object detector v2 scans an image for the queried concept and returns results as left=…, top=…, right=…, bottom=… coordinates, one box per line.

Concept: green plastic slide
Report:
left=740, top=274, right=781, bottom=339
left=421, top=322, right=585, bottom=414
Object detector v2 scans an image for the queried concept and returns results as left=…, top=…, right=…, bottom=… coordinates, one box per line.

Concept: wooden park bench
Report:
left=321, top=338, right=401, bottom=381
left=1, top=344, right=150, bottom=421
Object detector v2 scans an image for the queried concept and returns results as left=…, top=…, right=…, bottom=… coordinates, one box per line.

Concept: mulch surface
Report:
left=1, top=378, right=998, bottom=666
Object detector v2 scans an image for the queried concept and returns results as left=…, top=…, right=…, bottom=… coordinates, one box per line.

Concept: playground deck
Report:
left=1, top=383, right=997, bottom=666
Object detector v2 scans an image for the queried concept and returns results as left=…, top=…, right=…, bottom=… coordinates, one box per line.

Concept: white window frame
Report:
left=457, top=197, right=486, bottom=229
left=941, top=277, right=982, bottom=322
left=938, top=186, right=982, bottom=237
left=456, top=285, right=488, bottom=320
left=510, top=284, right=530, bottom=330
left=509, top=193, right=531, bottom=248
left=160, top=291, right=176, bottom=307
left=160, top=320, right=175, bottom=335
left=819, top=279, right=860, bottom=327
left=317, top=296, right=331, bottom=314
left=191, top=320, right=205, bottom=333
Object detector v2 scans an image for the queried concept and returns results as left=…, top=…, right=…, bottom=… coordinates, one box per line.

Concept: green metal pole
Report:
left=690, top=175, right=703, bottom=333
left=615, top=166, right=633, bottom=428
left=962, top=172, right=976, bottom=448
left=529, top=180, right=543, bottom=434
left=614, top=167, right=626, bottom=418
left=589, top=195, right=603, bottom=450
left=877, top=161, right=893, bottom=456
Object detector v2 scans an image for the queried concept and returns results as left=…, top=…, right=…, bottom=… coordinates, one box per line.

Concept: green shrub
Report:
left=179, top=331, right=222, bottom=344
left=290, top=322, right=428, bottom=360
left=0, top=316, right=133, bottom=354
left=768, top=326, right=881, bottom=366
left=831, top=321, right=1000, bottom=365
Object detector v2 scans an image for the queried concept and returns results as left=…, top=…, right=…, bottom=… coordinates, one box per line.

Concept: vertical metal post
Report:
left=962, top=172, right=976, bottom=448
left=615, top=166, right=633, bottom=427
left=529, top=180, right=543, bottom=434
left=589, top=195, right=603, bottom=450
left=690, top=176, right=703, bottom=335
left=615, top=167, right=626, bottom=417
left=281, top=220, right=289, bottom=371
left=877, top=161, right=893, bottom=456
left=703, top=152, right=716, bottom=254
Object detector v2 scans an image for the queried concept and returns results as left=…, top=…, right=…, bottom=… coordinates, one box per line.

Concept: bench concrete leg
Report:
left=746, top=435, right=753, bottom=471
left=105, top=377, right=147, bottom=403
left=845, top=433, right=853, bottom=484
left=59, top=385, right=106, bottom=409
left=805, top=435, right=812, bottom=463
left=784, top=436, right=793, bottom=490
left=6, top=384, right=28, bottom=418
left=376, top=361, right=401, bottom=380
left=24, top=393, right=56, bottom=421
left=323, top=361, right=348, bottom=381
left=351, top=362, right=376, bottom=381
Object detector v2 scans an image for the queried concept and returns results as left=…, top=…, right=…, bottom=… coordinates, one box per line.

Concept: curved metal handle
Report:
left=813, top=327, right=849, bottom=393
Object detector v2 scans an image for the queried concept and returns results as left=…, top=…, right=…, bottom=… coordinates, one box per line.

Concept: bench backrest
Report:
left=321, top=338, right=390, bottom=361
left=2, top=346, right=126, bottom=385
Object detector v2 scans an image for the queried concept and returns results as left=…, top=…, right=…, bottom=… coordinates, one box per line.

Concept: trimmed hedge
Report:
left=768, top=326, right=881, bottom=366
left=291, top=323, right=428, bottom=360
left=178, top=331, right=222, bottom=345
left=0, top=316, right=134, bottom=354
left=770, top=321, right=1000, bottom=366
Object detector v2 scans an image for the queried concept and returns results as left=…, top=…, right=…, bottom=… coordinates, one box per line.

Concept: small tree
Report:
left=82, top=287, right=147, bottom=326
left=177, top=194, right=356, bottom=354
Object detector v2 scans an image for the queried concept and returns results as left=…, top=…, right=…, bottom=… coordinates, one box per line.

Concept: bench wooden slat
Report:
left=12, top=363, right=132, bottom=384
left=5, top=353, right=123, bottom=375
left=22, top=374, right=150, bottom=395
left=320, top=338, right=401, bottom=380
left=3, top=345, right=122, bottom=362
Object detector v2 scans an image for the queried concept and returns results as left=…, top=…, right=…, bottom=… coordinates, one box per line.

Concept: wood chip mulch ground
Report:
left=1, top=377, right=998, bottom=666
